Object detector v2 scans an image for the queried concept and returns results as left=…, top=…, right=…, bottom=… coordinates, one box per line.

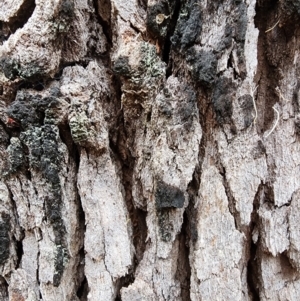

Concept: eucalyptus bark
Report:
left=0, top=0, right=299, bottom=300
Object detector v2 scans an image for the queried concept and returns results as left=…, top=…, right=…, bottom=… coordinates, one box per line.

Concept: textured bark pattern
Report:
left=0, top=0, right=300, bottom=300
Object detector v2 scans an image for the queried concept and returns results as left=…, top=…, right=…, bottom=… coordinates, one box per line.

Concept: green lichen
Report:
left=19, top=63, right=44, bottom=80
left=0, top=58, right=20, bottom=80
left=51, top=0, right=75, bottom=34
left=69, top=112, right=89, bottom=143
left=53, top=245, right=69, bottom=287
left=140, top=42, right=165, bottom=78
left=0, top=213, right=10, bottom=265
left=0, top=57, right=45, bottom=80
left=7, top=89, right=68, bottom=287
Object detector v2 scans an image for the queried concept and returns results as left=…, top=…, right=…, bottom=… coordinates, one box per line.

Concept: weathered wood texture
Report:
left=0, top=0, right=299, bottom=300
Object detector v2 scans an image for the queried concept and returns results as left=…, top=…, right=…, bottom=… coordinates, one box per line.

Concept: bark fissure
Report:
left=247, top=240, right=260, bottom=301
left=247, top=182, right=263, bottom=301
left=217, top=159, right=242, bottom=232
left=0, top=276, right=8, bottom=300
left=92, top=0, right=112, bottom=46
left=0, top=0, right=36, bottom=44
left=162, top=0, right=181, bottom=67
left=175, top=209, right=192, bottom=301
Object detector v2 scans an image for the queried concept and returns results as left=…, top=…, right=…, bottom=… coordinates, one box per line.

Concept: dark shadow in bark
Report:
left=0, top=0, right=36, bottom=44
left=92, top=0, right=112, bottom=46
left=15, top=240, right=23, bottom=269
left=76, top=275, right=88, bottom=301
left=280, top=251, right=298, bottom=278
left=116, top=269, right=135, bottom=300
left=162, top=0, right=181, bottom=67
left=254, top=0, right=300, bottom=135
left=263, top=184, right=275, bottom=204
left=175, top=211, right=191, bottom=301
left=247, top=182, right=263, bottom=301
left=109, top=83, right=148, bottom=297
left=186, top=165, right=201, bottom=244
left=58, top=122, right=80, bottom=170
left=16, top=80, right=45, bottom=92
left=247, top=240, right=260, bottom=301
left=53, top=61, right=90, bottom=81
left=215, top=148, right=246, bottom=233
left=110, top=128, right=148, bottom=270
left=0, top=276, right=8, bottom=300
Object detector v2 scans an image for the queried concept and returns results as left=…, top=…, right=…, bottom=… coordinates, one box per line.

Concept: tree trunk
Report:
left=0, top=0, right=299, bottom=300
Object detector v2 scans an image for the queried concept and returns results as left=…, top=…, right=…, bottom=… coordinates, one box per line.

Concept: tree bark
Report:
left=0, top=0, right=299, bottom=300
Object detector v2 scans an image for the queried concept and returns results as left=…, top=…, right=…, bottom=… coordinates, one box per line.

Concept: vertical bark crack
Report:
left=162, top=0, right=181, bottom=70
left=254, top=0, right=287, bottom=135
left=175, top=211, right=191, bottom=301
left=0, top=276, right=8, bottom=300
left=111, top=125, right=148, bottom=297
left=217, top=160, right=242, bottom=232
left=247, top=240, right=260, bottom=301
left=246, top=183, right=263, bottom=301
left=92, top=0, right=112, bottom=46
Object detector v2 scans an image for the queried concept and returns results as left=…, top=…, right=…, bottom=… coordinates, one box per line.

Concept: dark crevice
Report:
left=186, top=165, right=201, bottom=244
left=74, top=154, right=86, bottom=300
left=37, top=248, right=40, bottom=287
left=22, top=144, right=32, bottom=181
left=227, top=53, right=233, bottom=69
left=115, top=266, right=135, bottom=300
left=247, top=183, right=262, bottom=301
left=77, top=193, right=86, bottom=238
left=112, top=157, right=139, bottom=299
left=114, top=117, right=148, bottom=264
left=7, top=186, right=25, bottom=270
left=76, top=275, right=88, bottom=301
left=0, top=0, right=35, bottom=43
left=280, top=251, right=298, bottom=277
left=138, top=0, right=147, bottom=11
left=217, top=158, right=244, bottom=233
left=247, top=240, right=260, bottom=301
left=73, top=172, right=86, bottom=301
left=15, top=240, right=23, bottom=269
left=0, top=120, right=11, bottom=146
left=132, top=209, right=148, bottom=262
left=129, top=22, right=142, bottom=35
left=0, top=276, right=8, bottom=300
left=175, top=211, right=191, bottom=301
left=92, top=0, right=112, bottom=46
left=53, top=60, right=90, bottom=81
left=111, top=122, right=148, bottom=291
left=254, top=0, right=294, bottom=135
left=262, top=184, right=275, bottom=205
left=0, top=22, right=9, bottom=45
left=162, top=0, right=181, bottom=67
left=109, top=78, right=148, bottom=298
left=58, top=122, right=80, bottom=170
left=16, top=80, right=45, bottom=92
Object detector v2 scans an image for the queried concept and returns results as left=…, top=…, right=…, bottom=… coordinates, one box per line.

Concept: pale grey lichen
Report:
left=7, top=137, right=24, bottom=173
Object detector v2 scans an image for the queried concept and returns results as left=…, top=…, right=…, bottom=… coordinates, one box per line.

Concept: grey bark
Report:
left=0, top=0, right=299, bottom=300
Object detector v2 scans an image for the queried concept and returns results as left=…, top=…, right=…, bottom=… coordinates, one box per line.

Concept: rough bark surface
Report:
left=0, top=0, right=299, bottom=300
